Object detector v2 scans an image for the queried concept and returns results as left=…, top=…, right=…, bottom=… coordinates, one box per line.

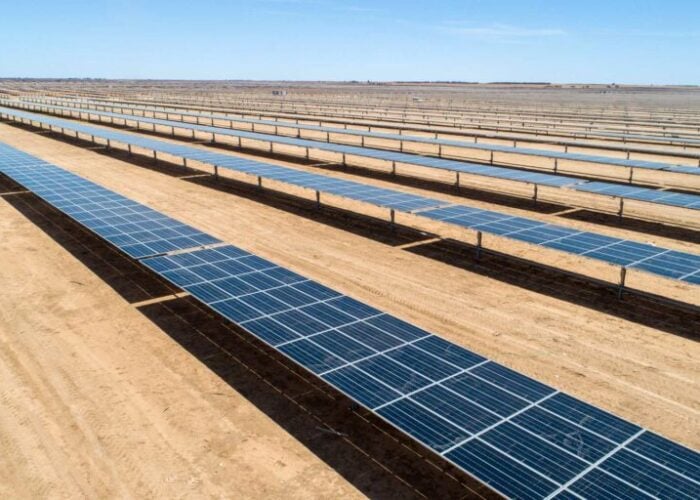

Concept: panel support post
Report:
left=153, top=151, right=158, bottom=164
left=214, top=165, right=219, bottom=178
left=342, top=152, right=347, bottom=168
left=257, top=175, right=262, bottom=189
left=315, top=190, right=321, bottom=209
left=618, top=198, right=624, bottom=220
left=628, top=167, right=634, bottom=184
left=391, top=161, right=396, bottom=176
left=476, top=231, right=483, bottom=260
left=489, top=150, right=494, bottom=165
left=171, top=126, right=175, bottom=137
left=212, top=133, right=216, bottom=143
left=183, top=158, right=187, bottom=168
left=533, top=184, right=538, bottom=204
left=553, top=158, right=558, bottom=173
left=438, top=144, right=443, bottom=157
left=390, top=209, right=395, bottom=230
left=127, top=144, right=132, bottom=156
left=306, top=147, right=310, bottom=160
left=455, top=171, right=460, bottom=190
left=617, top=267, right=627, bottom=299
left=106, top=139, right=111, bottom=151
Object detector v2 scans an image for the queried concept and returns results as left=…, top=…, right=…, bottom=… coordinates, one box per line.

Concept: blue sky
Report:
left=1, top=0, right=698, bottom=84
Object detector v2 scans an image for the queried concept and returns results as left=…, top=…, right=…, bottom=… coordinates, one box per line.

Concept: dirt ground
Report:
left=1, top=122, right=699, bottom=498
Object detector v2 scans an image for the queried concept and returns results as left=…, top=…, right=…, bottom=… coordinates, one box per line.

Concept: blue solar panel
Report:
left=136, top=250, right=699, bottom=499
left=4, top=103, right=700, bottom=214
left=28, top=97, right=700, bottom=148
left=600, top=449, right=700, bottom=498
left=0, top=145, right=219, bottom=258
left=3, top=142, right=699, bottom=499
left=2, top=108, right=700, bottom=288
left=446, top=439, right=561, bottom=498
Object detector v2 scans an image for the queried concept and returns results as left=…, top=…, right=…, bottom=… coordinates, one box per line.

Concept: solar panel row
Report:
left=2, top=140, right=697, bottom=499
left=0, top=143, right=220, bottom=258
left=12, top=99, right=700, bottom=187
left=2, top=106, right=700, bottom=288
left=9, top=101, right=700, bottom=210
left=51, top=96, right=700, bottom=148
left=31, top=96, right=700, bottom=149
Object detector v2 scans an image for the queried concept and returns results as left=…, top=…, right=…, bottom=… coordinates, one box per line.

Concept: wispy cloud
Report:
left=598, top=28, right=700, bottom=39
left=441, top=23, right=566, bottom=40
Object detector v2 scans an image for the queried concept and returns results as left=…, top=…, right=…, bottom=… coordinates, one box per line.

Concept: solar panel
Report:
left=2, top=107, right=700, bottom=287
left=2, top=141, right=698, bottom=499
left=31, top=97, right=700, bottom=147
left=141, top=245, right=700, bottom=499
left=0, top=144, right=220, bottom=258
left=5, top=102, right=700, bottom=213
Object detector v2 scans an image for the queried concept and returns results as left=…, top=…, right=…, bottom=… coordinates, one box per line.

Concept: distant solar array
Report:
left=7, top=101, right=700, bottom=214
left=34, top=96, right=700, bottom=149
left=2, top=106, right=700, bottom=288
left=2, top=141, right=698, bottom=499
left=36, top=97, right=700, bottom=162
left=65, top=95, right=700, bottom=145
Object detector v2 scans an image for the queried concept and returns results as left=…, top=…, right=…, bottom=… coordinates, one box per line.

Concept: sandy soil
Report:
left=1, top=122, right=699, bottom=498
